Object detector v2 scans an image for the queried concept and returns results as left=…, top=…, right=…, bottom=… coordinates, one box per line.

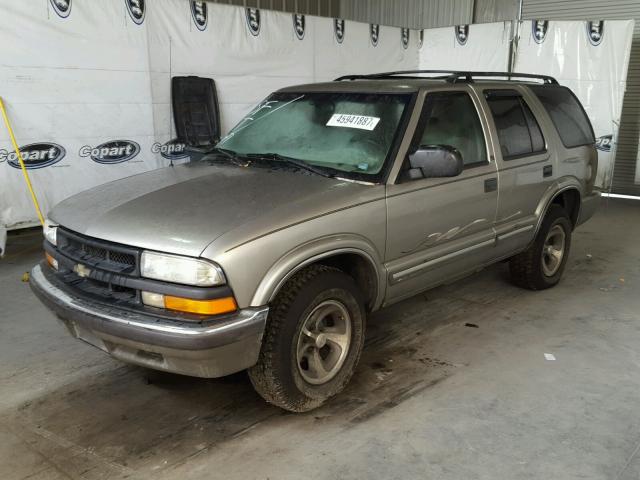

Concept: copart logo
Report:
left=50, top=0, right=71, bottom=18
left=595, top=134, right=613, bottom=152
left=191, top=1, right=207, bottom=31
left=293, top=14, right=305, bottom=40
left=80, top=140, right=140, bottom=164
left=586, top=21, right=604, bottom=46
left=370, top=24, right=379, bottom=47
left=455, top=24, right=469, bottom=45
left=125, top=0, right=145, bottom=25
left=152, top=140, right=188, bottom=160
left=401, top=28, right=410, bottom=49
left=246, top=8, right=260, bottom=36
left=532, top=20, right=548, bottom=44
left=1, top=143, right=66, bottom=169
left=334, top=18, right=345, bottom=44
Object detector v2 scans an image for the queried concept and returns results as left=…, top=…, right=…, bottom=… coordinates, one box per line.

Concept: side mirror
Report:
left=407, top=145, right=464, bottom=179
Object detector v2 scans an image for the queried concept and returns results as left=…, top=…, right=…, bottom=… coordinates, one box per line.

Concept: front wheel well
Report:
left=551, top=189, right=580, bottom=228
left=311, top=253, right=378, bottom=311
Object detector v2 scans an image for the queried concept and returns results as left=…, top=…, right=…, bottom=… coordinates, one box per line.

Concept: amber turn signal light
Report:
left=163, top=295, right=237, bottom=316
left=45, top=252, right=58, bottom=270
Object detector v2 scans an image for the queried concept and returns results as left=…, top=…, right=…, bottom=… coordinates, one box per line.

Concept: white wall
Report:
left=418, top=21, right=511, bottom=71
left=514, top=20, right=635, bottom=189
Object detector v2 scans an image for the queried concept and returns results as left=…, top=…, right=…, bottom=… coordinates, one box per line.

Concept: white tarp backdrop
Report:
left=418, top=21, right=512, bottom=72
left=0, top=1, right=635, bottom=245
left=514, top=19, right=635, bottom=189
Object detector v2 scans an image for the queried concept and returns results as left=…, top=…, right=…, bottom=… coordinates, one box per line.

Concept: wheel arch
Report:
left=550, top=188, right=581, bottom=228
left=250, top=236, right=385, bottom=312
left=533, top=180, right=583, bottom=240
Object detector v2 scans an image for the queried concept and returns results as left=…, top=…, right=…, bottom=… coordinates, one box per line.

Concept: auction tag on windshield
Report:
left=326, top=114, right=380, bottom=131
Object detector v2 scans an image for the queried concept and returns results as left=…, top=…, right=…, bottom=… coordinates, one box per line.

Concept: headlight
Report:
left=43, top=218, right=58, bottom=246
left=140, top=251, right=225, bottom=286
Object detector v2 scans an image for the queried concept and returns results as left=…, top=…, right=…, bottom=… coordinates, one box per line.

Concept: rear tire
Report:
left=248, top=265, right=366, bottom=412
left=509, top=204, right=572, bottom=290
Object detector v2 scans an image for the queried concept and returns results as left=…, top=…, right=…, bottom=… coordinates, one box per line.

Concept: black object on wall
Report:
left=172, top=76, right=221, bottom=148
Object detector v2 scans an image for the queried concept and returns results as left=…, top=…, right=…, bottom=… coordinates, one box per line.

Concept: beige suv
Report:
left=31, top=71, right=599, bottom=412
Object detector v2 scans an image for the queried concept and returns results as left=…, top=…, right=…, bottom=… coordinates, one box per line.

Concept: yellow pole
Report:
left=0, top=97, right=45, bottom=226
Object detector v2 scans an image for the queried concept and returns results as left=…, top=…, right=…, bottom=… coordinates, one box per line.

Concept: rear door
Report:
left=479, top=87, right=555, bottom=257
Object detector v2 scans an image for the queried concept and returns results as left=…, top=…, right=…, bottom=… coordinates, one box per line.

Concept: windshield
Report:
left=217, top=92, right=412, bottom=181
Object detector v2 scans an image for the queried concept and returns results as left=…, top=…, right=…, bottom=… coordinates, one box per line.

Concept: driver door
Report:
left=385, top=88, right=499, bottom=303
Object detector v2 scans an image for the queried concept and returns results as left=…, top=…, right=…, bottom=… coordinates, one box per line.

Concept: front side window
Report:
left=217, top=92, right=412, bottom=181
left=415, top=92, right=488, bottom=167
left=486, top=91, right=546, bottom=160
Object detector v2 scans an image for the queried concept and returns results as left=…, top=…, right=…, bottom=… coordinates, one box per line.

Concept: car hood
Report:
left=50, top=162, right=381, bottom=257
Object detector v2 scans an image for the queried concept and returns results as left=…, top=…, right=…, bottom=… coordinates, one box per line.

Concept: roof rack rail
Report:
left=334, top=70, right=558, bottom=85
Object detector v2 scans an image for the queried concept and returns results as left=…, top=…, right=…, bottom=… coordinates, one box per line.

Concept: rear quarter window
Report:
left=485, top=90, right=546, bottom=160
left=529, top=85, right=595, bottom=148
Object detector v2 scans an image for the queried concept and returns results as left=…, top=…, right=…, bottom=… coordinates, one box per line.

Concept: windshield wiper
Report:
left=244, top=153, right=334, bottom=178
left=201, top=147, right=250, bottom=167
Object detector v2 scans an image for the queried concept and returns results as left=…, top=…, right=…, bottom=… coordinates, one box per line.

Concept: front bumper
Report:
left=30, top=263, right=268, bottom=378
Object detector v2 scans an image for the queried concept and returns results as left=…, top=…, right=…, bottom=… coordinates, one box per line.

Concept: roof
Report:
left=279, top=79, right=441, bottom=94
left=278, top=70, right=558, bottom=94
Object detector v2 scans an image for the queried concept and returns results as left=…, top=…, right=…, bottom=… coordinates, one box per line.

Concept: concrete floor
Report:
left=1, top=198, right=639, bottom=480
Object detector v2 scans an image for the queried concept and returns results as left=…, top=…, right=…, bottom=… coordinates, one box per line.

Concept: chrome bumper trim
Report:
left=30, top=263, right=268, bottom=377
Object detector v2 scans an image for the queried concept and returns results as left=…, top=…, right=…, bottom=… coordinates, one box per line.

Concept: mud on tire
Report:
left=509, top=204, right=572, bottom=290
left=248, top=265, right=366, bottom=412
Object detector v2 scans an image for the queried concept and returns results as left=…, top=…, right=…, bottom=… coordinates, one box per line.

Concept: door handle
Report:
left=484, top=178, right=497, bottom=192
left=543, top=165, right=553, bottom=177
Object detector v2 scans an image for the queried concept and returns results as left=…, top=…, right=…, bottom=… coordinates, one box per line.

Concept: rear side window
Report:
left=530, top=85, right=595, bottom=148
left=485, top=90, right=546, bottom=160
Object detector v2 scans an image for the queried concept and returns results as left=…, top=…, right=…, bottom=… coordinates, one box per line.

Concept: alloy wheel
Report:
left=541, top=224, right=566, bottom=277
left=296, top=299, right=352, bottom=385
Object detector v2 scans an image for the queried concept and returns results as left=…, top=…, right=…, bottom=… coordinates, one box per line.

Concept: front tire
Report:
left=509, top=204, right=572, bottom=290
left=248, top=265, right=365, bottom=412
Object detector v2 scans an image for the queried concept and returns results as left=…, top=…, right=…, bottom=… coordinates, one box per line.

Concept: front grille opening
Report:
left=80, top=278, right=138, bottom=303
left=55, top=228, right=145, bottom=309
left=111, top=283, right=132, bottom=294
left=82, top=243, right=107, bottom=260
left=58, top=268, right=138, bottom=305
left=58, top=229, right=138, bottom=276
left=109, top=251, right=136, bottom=267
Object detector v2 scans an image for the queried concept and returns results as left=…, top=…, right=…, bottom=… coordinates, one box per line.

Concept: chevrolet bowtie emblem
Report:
left=73, top=263, right=92, bottom=278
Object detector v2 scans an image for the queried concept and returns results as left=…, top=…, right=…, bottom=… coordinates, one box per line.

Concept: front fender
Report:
left=250, top=234, right=385, bottom=309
